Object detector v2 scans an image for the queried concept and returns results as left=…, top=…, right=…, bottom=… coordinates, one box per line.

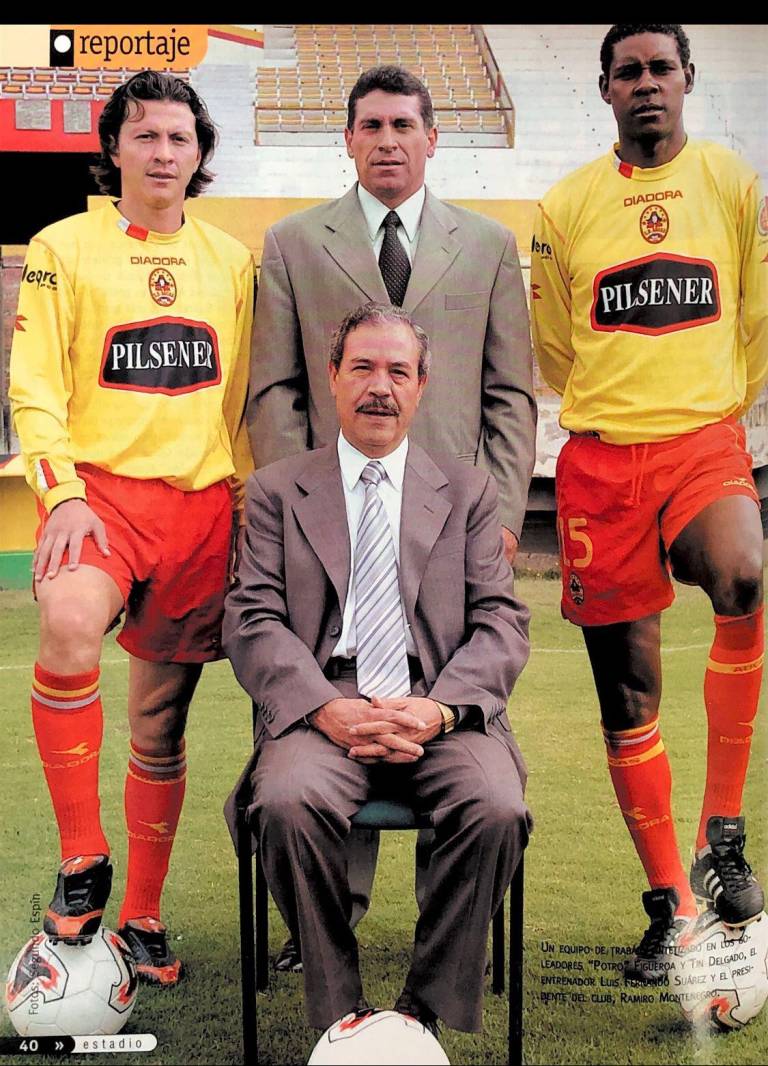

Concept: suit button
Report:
left=329, top=624, right=341, bottom=637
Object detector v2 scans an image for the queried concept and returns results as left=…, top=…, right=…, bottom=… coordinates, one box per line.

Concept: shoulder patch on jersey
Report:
left=758, top=196, right=768, bottom=237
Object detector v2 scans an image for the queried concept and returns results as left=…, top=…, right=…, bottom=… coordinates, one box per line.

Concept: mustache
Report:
left=356, top=398, right=399, bottom=416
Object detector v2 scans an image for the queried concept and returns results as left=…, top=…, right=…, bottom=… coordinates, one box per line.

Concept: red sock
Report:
left=697, top=605, right=764, bottom=849
left=603, top=716, right=697, bottom=917
left=119, top=739, right=187, bottom=925
left=31, top=664, right=109, bottom=861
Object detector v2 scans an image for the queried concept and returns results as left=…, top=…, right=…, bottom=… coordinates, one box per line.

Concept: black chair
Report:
left=234, top=784, right=525, bottom=1065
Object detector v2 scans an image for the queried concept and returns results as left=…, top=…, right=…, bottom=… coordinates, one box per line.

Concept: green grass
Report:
left=0, top=578, right=766, bottom=1065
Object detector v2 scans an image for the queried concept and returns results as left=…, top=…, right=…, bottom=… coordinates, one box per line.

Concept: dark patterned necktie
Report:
left=378, top=210, right=411, bottom=307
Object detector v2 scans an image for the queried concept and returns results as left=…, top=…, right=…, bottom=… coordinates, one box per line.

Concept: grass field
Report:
left=1, top=577, right=766, bottom=1066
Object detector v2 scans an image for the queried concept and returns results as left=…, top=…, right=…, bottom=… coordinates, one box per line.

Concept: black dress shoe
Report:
left=394, top=988, right=440, bottom=1040
left=274, top=936, right=303, bottom=973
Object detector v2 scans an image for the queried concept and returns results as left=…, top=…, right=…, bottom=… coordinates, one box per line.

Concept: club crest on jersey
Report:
left=639, top=204, right=669, bottom=244
left=591, top=253, right=721, bottom=336
left=100, top=317, right=221, bottom=394
left=148, top=268, right=177, bottom=306
left=758, top=196, right=768, bottom=237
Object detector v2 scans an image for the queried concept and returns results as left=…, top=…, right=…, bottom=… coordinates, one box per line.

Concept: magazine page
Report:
left=1, top=20, right=766, bottom=1066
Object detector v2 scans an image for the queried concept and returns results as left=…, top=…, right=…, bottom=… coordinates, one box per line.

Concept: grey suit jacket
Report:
left=222, top=442, right=530, bottom=762
left=248, top=185, right=536, bottom=537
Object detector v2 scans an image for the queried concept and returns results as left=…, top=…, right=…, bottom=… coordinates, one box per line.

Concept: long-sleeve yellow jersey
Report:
left=530, top=139, right=768, bottom=443
left=10, top=201, right=254, bottom=513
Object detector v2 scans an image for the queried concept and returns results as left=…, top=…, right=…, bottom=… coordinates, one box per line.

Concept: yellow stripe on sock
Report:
left=706, top=653, right=764, bottom=675
left=34, top=679, right=99, bottom=699
left=606, top=737, right=665, bottom=768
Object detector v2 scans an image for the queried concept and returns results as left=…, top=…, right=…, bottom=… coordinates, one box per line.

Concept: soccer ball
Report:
left=668, top=910, right=768, bottom=1031
left=308, top=1007, right=450, bottom=1065
left=5, top=928, right=138, bottom=1036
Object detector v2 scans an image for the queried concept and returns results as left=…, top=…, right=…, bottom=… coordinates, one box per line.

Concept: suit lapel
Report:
left=322, top=187, right=390, bottom=303
left=403, top=190, right=461, bottom=313
left=293, top=448, right=351, bottom=612
left=399, top=444, right=452, bottom=625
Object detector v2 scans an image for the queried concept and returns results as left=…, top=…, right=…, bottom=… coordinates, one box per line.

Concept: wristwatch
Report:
left=436, top=701, right=456, bottom=734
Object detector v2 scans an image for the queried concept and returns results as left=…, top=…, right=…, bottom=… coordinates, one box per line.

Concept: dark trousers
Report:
left=250, top=687, right=530, bottom=1031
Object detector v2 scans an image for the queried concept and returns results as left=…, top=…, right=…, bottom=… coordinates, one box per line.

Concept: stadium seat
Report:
left=233, top=713, right=525, bottom=1066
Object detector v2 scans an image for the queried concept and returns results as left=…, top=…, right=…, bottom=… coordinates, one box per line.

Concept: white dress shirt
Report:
left=357, top=183, right=426, bottom=266
left=333, top=431, right=417, bottom=658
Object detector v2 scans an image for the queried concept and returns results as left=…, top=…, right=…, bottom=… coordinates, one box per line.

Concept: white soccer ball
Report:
left=5, top=928, right=138, bottom=1036
left=669, top=910, right=768, bottom=1031
left=307, top=1007, right=450, bottom=1065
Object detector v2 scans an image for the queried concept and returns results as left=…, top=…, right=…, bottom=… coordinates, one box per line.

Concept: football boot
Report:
left=690, top=816, right=764, bottom=927
left=623, top=887, right=691, bottom=985
left=44, top=854, right=113, bottom=944
left=118, top=917, right=183, bottom=986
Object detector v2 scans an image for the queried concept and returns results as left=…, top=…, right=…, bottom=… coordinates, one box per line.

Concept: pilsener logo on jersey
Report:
left=99, top=317, right=221, bottom=394
left=591, top=253, right=720, bottom=336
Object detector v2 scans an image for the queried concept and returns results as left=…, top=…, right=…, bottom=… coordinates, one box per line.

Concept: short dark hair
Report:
left=90, top=70, right=217, bottom=198
left=347, top=65, right=434, bottom=131
left=600, top=24, right=691, bottom=80
left=330, top=302, right=431, bottom=380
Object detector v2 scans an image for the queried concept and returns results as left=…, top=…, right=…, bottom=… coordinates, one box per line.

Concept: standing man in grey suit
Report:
left=250, top=65, right=536, bottom=967
left=225, top=303, right=531, bottom=1035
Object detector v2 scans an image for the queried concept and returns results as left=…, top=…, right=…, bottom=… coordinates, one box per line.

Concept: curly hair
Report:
left=600, top=24, right=691, bottom=79
left=90, top=70, right=217, bottom=198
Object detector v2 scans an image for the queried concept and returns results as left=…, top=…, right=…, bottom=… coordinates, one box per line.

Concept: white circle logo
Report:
left=53, top=34, right=72, bottom=54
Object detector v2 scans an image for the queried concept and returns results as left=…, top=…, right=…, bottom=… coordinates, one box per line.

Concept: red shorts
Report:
left=36, top=465, right=235, bottom=663
left=555, top=419, right=760, bottom=627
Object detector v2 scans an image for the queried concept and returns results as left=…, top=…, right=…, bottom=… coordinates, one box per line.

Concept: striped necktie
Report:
left=354, top=461, right=411, bottom=698
left=379, top=210, right=411, bottom=307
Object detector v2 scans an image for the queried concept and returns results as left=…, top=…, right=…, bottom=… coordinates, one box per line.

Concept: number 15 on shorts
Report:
left=558, top=517, right=594, bottom=569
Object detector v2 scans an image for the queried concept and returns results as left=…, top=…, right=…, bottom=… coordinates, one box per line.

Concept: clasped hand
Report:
left=310, top=695, right=443, bottom=763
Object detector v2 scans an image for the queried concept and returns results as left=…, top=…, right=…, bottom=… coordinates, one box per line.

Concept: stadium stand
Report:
left=253, top=25, right=512, bottom=144
left=0, top=66, right=190, bottom=98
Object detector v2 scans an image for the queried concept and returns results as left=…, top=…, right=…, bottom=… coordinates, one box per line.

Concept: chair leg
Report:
left=255, top=847, right=270, bottom=992
left=492, top=894, right=505, bottom=994
left=237, top=809, right=257, bottom=1065
left=508, top=854, right=525, bottom=1066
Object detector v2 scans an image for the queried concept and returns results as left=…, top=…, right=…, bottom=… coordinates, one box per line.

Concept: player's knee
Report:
left=38, top=597, right=103, bottom=666
left=604, top=686, right=659, bottom=732
left=710, top=564, right=763, bottom=616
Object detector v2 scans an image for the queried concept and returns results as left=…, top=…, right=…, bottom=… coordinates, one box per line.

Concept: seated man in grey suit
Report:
left=252, top=62, right=536, bottom=973
left=224, top=302, right=531, bottom=1036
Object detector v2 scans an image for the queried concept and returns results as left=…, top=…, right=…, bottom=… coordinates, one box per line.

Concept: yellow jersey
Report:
left=10, top=201, right=254, bottom=512
left=530, top=139, right=768, bottom=444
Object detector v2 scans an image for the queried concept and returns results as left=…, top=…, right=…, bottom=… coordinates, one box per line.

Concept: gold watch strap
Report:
left=436, top=701, right=456, bottom=734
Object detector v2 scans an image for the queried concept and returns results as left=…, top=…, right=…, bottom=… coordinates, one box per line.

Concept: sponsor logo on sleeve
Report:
left=639, top=204, right=669, bottom=244
left=591, top=254, right=720, bottom=336
left=531, top=235, right=553, bottom=259
left=99, top=317, right=221, bottom=394
left=21, top=264, right=57, bottom=290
